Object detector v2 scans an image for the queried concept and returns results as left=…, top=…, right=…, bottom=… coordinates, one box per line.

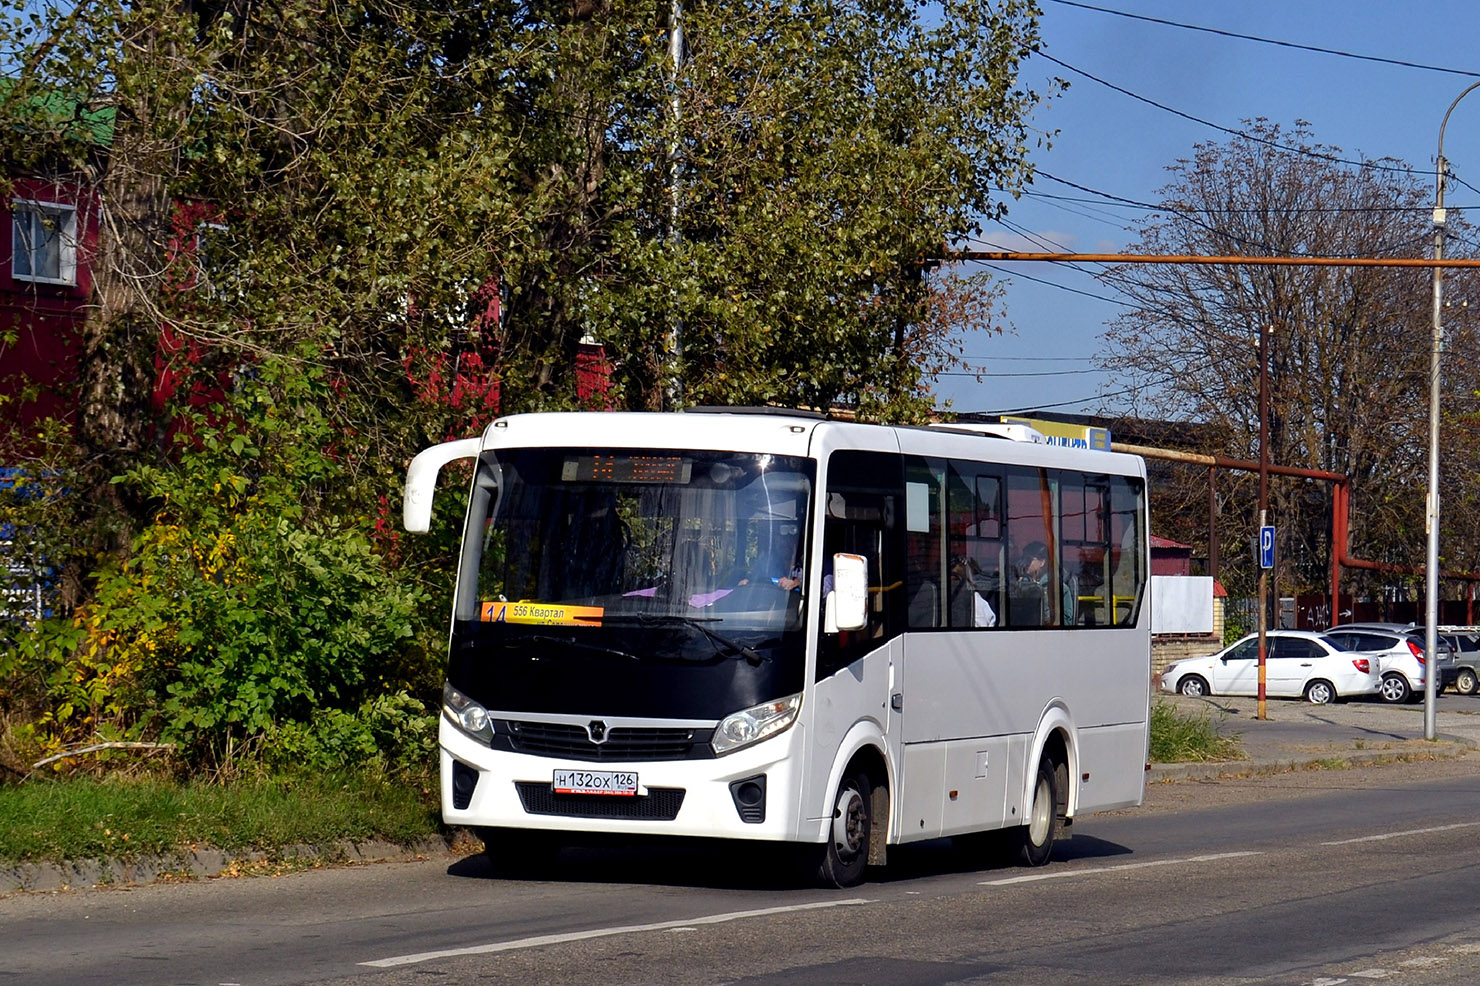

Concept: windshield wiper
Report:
left=604, top=614, right=770, bottom=666
left=491, top=633, right=641, bottom=662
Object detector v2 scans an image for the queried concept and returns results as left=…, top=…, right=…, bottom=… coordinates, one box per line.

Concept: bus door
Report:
left=808, top=451, right=903, bottom=836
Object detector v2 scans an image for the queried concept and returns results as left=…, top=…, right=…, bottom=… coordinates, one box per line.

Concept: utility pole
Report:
left=1425, top=80, right=1480, bottom=739
left=663, top=0, right=685, bottom=409
left=1257, top=324, right=1272, bottom=722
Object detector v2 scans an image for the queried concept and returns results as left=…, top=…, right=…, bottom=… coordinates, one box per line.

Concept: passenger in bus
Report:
left=950, top=555, right=998, bottom=627
left=1015, top=541, right=1076, bottom=625
left=737, top=533, right=803, bottom=590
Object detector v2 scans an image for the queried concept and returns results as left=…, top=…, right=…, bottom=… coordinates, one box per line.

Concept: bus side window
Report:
left=947, top=464, right=1002, bottom=629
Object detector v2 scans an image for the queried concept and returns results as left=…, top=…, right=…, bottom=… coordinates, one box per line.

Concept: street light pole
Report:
left=1426, top=81, right=1480, bottom=740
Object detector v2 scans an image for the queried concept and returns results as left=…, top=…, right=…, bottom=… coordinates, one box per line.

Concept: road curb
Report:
left=1147, top=736, right=1473, bottom=783
left=0, top=833, right=466, bottom=897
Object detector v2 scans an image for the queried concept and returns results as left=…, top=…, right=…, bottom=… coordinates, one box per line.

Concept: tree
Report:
left=1099, top=120, right=1480, bottom=600
left=0, top=0, right=1052, bottom=767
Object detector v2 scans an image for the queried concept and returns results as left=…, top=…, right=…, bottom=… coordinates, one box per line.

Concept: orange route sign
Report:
left=480, top=601, right=604, bottom=626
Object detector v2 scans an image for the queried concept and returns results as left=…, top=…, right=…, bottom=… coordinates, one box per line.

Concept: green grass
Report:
left=1, top=701, right=1241, bottom=867
left=1148, top=698, right=1244, bottom=763
left=0, top=771, right=441, bottom=864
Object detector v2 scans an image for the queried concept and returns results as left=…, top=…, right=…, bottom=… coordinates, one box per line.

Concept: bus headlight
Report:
left=712, top=694, right=801, bottom=755
left=443, top=682, right=495, bottom=744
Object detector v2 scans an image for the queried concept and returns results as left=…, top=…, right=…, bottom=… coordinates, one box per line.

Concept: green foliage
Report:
left=0, top=0, right=1052, bottom=773
left=262, top=692, right=438, bottom=774
left=1148, top=698, right=1243, bottom=764
left=4, top=361, right=436, bottom=769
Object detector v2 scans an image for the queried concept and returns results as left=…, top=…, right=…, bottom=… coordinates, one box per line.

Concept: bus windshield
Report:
left=461, top=447, right=813, bottom=628
left=448, top=447, right=814, bottom=718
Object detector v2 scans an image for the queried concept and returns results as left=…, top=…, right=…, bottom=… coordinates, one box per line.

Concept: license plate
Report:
left=552, top=769, right=638, bottom=796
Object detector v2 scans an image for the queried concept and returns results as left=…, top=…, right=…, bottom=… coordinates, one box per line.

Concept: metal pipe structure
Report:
left=949, top=252, right=1480, bottom=268
left=1111, top=444, right=1480, bottom=628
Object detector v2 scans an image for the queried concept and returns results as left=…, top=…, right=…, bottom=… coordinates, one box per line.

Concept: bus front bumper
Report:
left=438, top=716, right=809, bottom=843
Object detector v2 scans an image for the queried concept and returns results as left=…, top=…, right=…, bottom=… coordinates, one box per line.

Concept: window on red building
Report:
left=12, top=198, right=78, bottom=285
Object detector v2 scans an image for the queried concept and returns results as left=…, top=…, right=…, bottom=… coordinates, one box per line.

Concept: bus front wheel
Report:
left=1010, top=755, right=1063, bottom=867
left=816, top=770, right=871, bottom=888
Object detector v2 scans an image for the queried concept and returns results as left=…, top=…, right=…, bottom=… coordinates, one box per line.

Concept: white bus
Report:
left=404, top=409, right=1151, bottom=887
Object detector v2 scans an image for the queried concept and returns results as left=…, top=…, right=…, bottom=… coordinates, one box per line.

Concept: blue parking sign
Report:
left=1259, top=525, right=1275, bottom=569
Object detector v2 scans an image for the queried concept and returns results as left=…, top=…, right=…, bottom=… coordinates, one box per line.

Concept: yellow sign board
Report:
left=1001, top=417, right=1111, bottom=451
left=480, top=601, right=605, bottom=626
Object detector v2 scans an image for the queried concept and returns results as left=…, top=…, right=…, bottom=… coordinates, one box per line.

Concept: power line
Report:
left=1043, top=0, right=1480, bottom=79
left=1036, top=51, right=1439, bottom=186
left=974, top=258, right=1129, bottom=307
left=1004, top=186, right=1480, bottom=215
left=936, top=367, right=1106, bottom=378
left=960, top=355, right=1098, bottom=362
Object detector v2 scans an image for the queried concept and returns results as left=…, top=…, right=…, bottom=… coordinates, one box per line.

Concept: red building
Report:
left=1, top=176, right=98, bottom=440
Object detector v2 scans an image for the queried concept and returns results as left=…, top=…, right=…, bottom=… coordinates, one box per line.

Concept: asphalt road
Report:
left=6, top=752, right=1480, bottom=986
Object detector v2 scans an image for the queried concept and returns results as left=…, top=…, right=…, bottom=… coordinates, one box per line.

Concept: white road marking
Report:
left=360, top=898, right=875, bottom=968
left=1349, top=970, right=1391, bottom=978
left=1321, top=821, right=1480, bottom=846
left=978, top=851, right=1263, bottom=886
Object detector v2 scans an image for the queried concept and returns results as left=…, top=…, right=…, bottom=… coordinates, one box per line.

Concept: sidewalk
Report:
left=1149, top=693, right=1480, bottom=781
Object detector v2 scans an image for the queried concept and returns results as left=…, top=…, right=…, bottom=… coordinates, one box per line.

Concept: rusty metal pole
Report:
left=1257, top=324, right=1271, bottom=721
left=1208, top=466, right=1219, bottom=583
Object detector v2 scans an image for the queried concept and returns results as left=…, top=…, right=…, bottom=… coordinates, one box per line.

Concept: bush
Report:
left=6, top=359, right=441, bottom=773
left=1148, top=698, right=1243, bottom=763
left=262, top=692, right=437, bottom=774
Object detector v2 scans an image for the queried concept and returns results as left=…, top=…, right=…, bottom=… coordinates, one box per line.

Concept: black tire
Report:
left=1177, top=675, right=1210, bottom=697
left=1457, top=667, right=1479, bottom=695
left=1379, top=673, right=1411, bottom=704
left=1305, top=679, right=1336, bottom=705
left=1008, top=755, right=1063, bottom=867
left=816, top=770, right=872, bottom=888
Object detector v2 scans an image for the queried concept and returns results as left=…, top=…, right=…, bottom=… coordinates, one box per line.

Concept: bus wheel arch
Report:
left=1027, top=710, right=1077, bottom=820
left=813, top=743, right=889, bottom=888
left=1016, top=717, right=1074, bottom=867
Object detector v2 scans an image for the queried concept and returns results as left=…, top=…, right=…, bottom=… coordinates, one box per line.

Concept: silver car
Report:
left=1324, top=623, right=1457, bottom=703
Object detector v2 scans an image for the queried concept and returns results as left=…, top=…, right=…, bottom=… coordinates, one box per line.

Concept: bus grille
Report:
left=515, top=782, right=686, bottom=820
left=500, top=720, right=710, bottom=761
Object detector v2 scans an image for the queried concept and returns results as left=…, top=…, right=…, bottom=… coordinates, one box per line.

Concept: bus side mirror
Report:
left=403, top=438, right=481, bottom=532
left=829, top=552, right=868, bottom=632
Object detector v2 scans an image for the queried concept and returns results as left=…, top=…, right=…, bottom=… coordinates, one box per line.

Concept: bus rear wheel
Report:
left=1009, top=755, right=1063, bottom=867
left=815, top=770, right=871, bottom=888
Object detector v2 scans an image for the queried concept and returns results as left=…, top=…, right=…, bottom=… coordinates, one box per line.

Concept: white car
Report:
left=1159, top=630, right=1382, bottom=705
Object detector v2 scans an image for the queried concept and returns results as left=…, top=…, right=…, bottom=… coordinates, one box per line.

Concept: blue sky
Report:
left=931, top=0, right=1480, bottom=418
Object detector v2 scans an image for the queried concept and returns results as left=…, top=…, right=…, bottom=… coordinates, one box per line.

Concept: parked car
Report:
left=1323, top=623, right=1457, bottom=703
left=1159, top=630, right=1381, bottom=705
left=1438, top=627, right=1480, bottom=694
